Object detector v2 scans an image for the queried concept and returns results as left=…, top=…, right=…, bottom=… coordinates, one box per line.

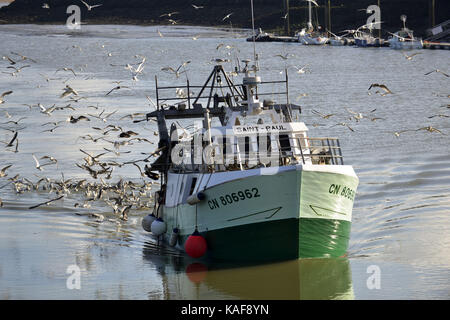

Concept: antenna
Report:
left=250, top=0, right=257, bottom=66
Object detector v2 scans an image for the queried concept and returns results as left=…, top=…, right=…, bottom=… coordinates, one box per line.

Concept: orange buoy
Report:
left=184, top=229, right=207, bottom=258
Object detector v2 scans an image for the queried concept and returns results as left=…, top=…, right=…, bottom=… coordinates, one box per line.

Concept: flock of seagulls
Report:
left=309, top=72, right=448, bottom=135
left=274, top=50, right=448, bottom=136
left=0, top=44, right=166, bottom=219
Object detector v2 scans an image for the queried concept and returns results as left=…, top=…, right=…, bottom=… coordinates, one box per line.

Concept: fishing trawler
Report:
left=140, top=56, right=358, bottom=261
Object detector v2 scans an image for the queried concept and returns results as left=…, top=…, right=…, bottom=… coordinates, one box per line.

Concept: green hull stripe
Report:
left=299, top=218, right=351, bottom=258
left=180, top=217, right=351, bottom=261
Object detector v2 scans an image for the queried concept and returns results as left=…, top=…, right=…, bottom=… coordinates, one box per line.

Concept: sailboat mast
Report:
left=308, top=0, right=312, bottom=29
left=328, top=0, right=331, bottom=36
left=250, top=0, right=257, bottom=63
left=378, top=0, right=381, bottom=39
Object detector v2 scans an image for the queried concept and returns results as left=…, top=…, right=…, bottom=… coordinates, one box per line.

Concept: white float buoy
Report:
left=151, top=217, right=167, bottom=236
left=187, top=192, right=206, bottom=205
left=142, top=213, right=156, bottom=232
left=169, top=227, right=179, bottom=246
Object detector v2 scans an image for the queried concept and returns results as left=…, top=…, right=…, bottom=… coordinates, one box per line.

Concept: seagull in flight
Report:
left=29, top=195, right=64, bottom=210
left=39, top=103, right=57, bottom=116
left=55, top=67, right=77, bottom=77
left=222, top=13, right=233, bottom=21
left=2, top=55, right=17, bottom=65
left=3, top=65, right=30, bottom=76
left=32, top=154, right=56, bottom=171
left=292, top=64, right=310, bottom=74
left=416, top=126, right=445, bottom=135
left=402, top=52, right=422, bottom=60
left=60, top=85, right=78, bottom=98
left=0, top=164, right=12, bottom=178
left=10, top=52, right=37, bottom=63
left=192, top=4, right=204, bottom=10
left=160, top=12, right=179, bottom=18
left=105, top=86, right=130, bottom=96
left=427, top=114, right=449, bottom=119
left=274, top=53, right=293, bottom=60
left=424, top=69, right=449, bottom=78
left=161, top=61, right=191, bottom=78
left=312, top=109, right=335, bottom=119
left=0, top=131, right=17, bottom=148
left=368, top=83, right=393, bottom=95
left=81, top=1, right=103, bottom=11
left=331, top=122, right=355, bottom=132
left=0, top=91, right=13, bottom=104
left=88, top=109, right=118, bottom=122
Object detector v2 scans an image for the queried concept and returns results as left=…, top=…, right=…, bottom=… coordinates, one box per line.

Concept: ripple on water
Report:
left=350, top=152, right=450, bottom=268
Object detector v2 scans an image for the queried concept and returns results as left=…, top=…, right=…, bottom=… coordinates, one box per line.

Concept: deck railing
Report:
left=170, top=136, right=344, bottom=173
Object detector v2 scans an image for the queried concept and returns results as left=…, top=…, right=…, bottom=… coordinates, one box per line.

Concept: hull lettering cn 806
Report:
left=329, top=184, right=356, bottom=201
left=207, top=188, right=261, bottom=210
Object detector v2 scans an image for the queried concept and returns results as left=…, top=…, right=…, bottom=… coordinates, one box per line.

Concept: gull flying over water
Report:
left=274, top=53, right=294, bottom=60
left=80, top=149, right=108, bottom=166
left=368, top=83, right=393, bottom=95
left=0, top=164, right=12, bottom=178
left=11, top=52, right=37, bottom=63
left=416, top=126, right=445, bottom=135
left=29, top=195, right=64, bottom=210
left=56, top=67, right=77, bottom=77
left=60, top=85, right=78, bottom=98
left=402, top=52, right=422, bottom=60
left=32, top=154, right=56, bottom=171
left=331, top=122, right=355, bottom=132
left=3, top=65, right=30, bottom=76
left=2, top=55, right=17, bottom=65
left=394, top=126, right=446, bottom=137
left=0, top=131, right=18, bottom=148
left=39, top=103, right=57, bottom=116
left=160, top=12, right=179, bottom=18
left=67, top=115, right=90, bottom=123
left=105, top=86, right=130, bottom=96
left=88, top=109, right=118, bottom=122
left=192, top=4, right=204, bottom=10
left=424, top=69, right=449, bottom=78
left=428, top=114, right=449, bottom=119
left=2, top=117, right=27, bottom=125
left=0, top=91, right=13, bottom=104
left=222, top=13, right=233, bottom=21
left=292, top=64, right=310, bottom=74
left=81, top=1, right=103, bottom=11
left=312, top=109, right=335, bottom=119
left=161, top=61, right=191, bottom=78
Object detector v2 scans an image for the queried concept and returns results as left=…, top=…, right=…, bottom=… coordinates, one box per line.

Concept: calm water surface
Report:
left=0, top=24, right=449, bottom=299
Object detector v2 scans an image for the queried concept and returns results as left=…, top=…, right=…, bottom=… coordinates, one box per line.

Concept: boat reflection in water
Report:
left=142, top=243, right=354, bottom=300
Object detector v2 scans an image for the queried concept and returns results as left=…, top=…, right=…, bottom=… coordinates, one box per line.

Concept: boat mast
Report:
left=327, top=0, right=331, bottom=37
left=308, top=0, right=312, bottom=30
left=284, top=0, right=290, bottom=36
left=250, top=0, right=257, bottom=64
left=378, top=0, right=381, bottom=39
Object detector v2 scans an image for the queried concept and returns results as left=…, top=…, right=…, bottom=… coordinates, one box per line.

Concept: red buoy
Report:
left=185, top=263, right=208, bottom=283
left=184, top=229, right=207, bottom=258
